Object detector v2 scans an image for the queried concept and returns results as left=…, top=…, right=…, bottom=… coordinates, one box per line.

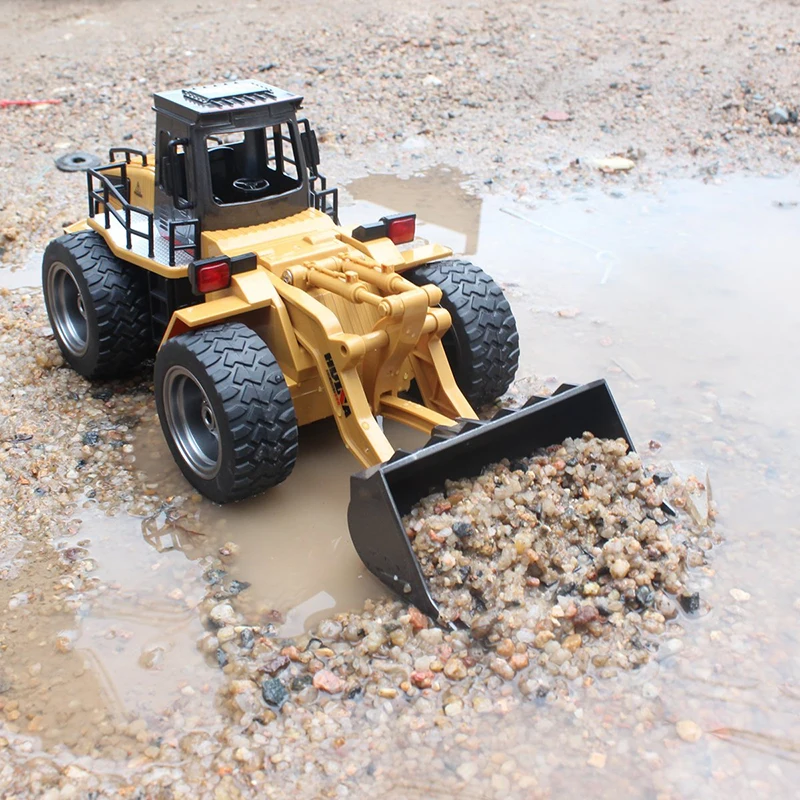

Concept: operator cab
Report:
left=152, top=80, right=337, bottom=236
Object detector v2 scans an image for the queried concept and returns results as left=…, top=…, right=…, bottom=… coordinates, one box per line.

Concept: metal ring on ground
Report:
left=55, top=152, right=102, bottom=172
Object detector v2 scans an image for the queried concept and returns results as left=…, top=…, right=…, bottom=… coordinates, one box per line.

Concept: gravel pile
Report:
left=406, top=434, right=712, bottom=677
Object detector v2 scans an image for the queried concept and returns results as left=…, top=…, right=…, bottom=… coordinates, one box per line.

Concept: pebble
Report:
left=312, top=670, right=344, bottom=694
left=469, top=610, right=498, bottom=639
left=675, top=720, right=703, bottom=743
left=261, top=678, right=288, bottom=709
left=444, top=657, right=467, bottom=681
left=444, top=699, right=464, bottom=716
left=610, top=558, right=631, bottom=579
left=408, top=606, right=428, bottom=631
left=768, top=107, right=790, bottom=124
left=209, top=603, right=238, bottom=627
left=410, top=670, right=435, bottom=689
left=587, top=752, right=607, bottom=769
left=729, top=588, right=751, bottom=602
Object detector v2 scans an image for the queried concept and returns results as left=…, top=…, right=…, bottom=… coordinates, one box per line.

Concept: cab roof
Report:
left=153, top=80, right=303, bottom=124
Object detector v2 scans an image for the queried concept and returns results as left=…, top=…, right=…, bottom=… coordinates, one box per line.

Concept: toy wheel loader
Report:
left=43, top=80, right=631, bottom=622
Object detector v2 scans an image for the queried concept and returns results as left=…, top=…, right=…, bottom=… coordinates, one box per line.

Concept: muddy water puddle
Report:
left=131, top=415, right=429, bottom=637
left=2, top=169, right=799, bottom=794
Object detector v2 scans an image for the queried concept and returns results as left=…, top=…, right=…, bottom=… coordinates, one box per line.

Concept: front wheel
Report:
left=406, top=258, right=520, bottom=408
left=154, top=322, right=298, bottom=504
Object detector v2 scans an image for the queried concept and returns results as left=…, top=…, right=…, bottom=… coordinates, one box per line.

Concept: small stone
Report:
left=444, top=699, right=463, bottom=716
left=542, top=110, right=570, bottom=121
left=457, top=762, right=479, bottom=781
left=729, top=588, right=750, bottom=603
left=610, top=558, right=631, bottom=579
left=410, top=670, right=434, bottom=689
left=534, top=630, right=555, bottom=648
left=209, top=603, right=237, bottom=627
left=408, top=606, right=428, bottom=631
left=263, top=654, right=289, bottom=676
left=81, top=430, right=100, bottom=446
left=562, top=634, right=582, bottom=652
left=261, top=678, right=288, bottom=709
left=453, top=522, right=473, bottom=538
left=216, top=626, right=236, bottom=643
left=54, top=633, right=74, bottom=653
left=594, top=156, right=636, bottom=173
left=496, top=638, right=514, bottom=658
left=768, top=107, right=790, bottom=125
left=313, top=669, right=344, bottom=694
left=573, top=604, right=600, bottom=626
left=679, top=592, right=701, bottom=614
left=378, top=687, right=397, bottom=699
left=138, top=645, right=166, bottom=670
left=509, top=653, right=529, bottom=671
left=444, top=657, right=467, bottom=681
left=587, top=752, right=607, bottom=769
left=676, top=719, right=703, bottom=743
left=234, top=746, right=252, bottom=762
left=469, top=610, right=498, bottom=639
left=219, top=541, right=240, bottom=558
left=489, top=658, right=515, bottom=680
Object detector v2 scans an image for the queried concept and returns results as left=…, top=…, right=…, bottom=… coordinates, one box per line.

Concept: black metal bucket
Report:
left=347, top=379, right=634, bottom=623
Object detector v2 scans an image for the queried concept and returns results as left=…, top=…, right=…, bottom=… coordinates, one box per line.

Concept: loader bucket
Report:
left=347, top=379, right=634, bottom=624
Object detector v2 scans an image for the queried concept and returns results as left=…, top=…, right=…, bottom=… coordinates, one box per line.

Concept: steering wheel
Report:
left=233, top=177, right=270, bottom=194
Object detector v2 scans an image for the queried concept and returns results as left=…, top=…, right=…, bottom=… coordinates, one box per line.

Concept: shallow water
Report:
left=3, top=170, right=800, bottom=794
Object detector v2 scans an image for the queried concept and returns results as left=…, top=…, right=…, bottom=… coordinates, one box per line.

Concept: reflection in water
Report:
left=347, top=167, right=483, bottom=255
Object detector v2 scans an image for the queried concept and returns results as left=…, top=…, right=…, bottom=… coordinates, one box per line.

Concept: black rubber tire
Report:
left=406, top=258, right=520, bottom=407
left=154, top=322, right=298, bottom=504
left=42, top=230, right=153, bottom=378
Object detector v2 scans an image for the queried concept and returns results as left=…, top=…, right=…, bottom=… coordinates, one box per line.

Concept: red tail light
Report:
left=382, top=213, right=416, bottom=245
left=190, top=258, right=231, bottom=294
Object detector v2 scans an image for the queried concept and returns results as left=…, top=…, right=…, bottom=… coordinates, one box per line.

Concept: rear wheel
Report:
left=154, top=322, right=298, bottom=504
left=42, top=231, right=153, bottom=378
left=406, top=258, right=519, bottom=407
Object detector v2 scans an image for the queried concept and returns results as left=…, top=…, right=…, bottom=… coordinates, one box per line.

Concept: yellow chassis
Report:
left=67, top=159, right=477, bottom=468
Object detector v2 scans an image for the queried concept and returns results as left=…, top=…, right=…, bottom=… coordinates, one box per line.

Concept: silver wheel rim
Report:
left=162, top=365, right=221, bottom=480
left=47, top=261, right=89, bottom=356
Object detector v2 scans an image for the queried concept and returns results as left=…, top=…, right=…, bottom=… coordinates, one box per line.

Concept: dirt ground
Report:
left=1, top=0, right=798, bottom=267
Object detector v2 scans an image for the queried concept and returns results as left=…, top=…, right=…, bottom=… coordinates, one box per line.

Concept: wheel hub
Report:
left=162, top=366, right=222, bottom=481
left=47, top=261, right=89, bottom=357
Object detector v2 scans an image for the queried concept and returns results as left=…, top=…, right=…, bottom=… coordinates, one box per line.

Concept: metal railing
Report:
left=86, top=155, right=201, bottom=265
left=310, top=174, right=340, bottom=224
left=167, top=218, right=200, bottom=267
left=87, top=161, right=155, bottom=258
left=108, top=147, right=149, bottom=167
